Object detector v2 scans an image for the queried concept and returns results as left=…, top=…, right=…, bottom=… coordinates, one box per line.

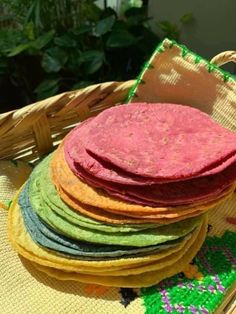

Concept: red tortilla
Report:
left=64, top=118, right=236, bottom=206
left=84, top=103, right=236, bottom=180
left=67, top=155, right=236, bottom=206
left=64, top=119, right=159, bottom=186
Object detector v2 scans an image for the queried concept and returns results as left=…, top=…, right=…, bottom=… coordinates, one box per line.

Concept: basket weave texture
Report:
left=0, top=80, right=133, bottom=161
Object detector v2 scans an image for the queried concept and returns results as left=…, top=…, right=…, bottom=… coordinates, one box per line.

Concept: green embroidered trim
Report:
left=194, top=55, right=201, bottom=64
left=141, top=231, right=236, bottom=314
left=147, top=63, right=155, bottom=69
left=179, top=44, right=189, bottom=58
left=5, top=199, right=12, bottom=209
left=126, top=38, right=235, bottom=103
left=165, top=40, right=235, bottom=83
left=207, top=64, right=216, bottom=73
left=126, top=40, right=168, bottom=102
left=223, top=73, right=230, bottom=83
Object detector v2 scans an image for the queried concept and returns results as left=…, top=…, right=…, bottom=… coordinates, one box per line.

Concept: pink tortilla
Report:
left=64, top=108, right=236, bottom=206
left=65, top=119, right=208, bottom=186
left=64, top=123, right=236, bottom=206
left=85, top=103, right=236, bottom=180
left=64, top=119, right=160, bottom=186
left=66, top=151, right=236, bottom=206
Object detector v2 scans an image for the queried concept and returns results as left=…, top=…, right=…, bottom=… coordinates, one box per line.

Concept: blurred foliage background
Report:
left=0, top=0, right=192, bottom=112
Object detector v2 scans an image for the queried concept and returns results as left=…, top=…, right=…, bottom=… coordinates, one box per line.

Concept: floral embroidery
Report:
left=141, top=232, right=236, bottom=314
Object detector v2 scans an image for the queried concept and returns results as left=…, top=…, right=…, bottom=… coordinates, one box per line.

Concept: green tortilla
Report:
left=40, top=155, right=158, bottom=232
left=19, top=182, right=185, bottom=259
left=28, top=156, right=203, bottom=247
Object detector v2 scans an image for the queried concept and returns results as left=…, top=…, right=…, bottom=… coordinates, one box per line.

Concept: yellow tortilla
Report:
left=31, top=218, right=208, bottom=287
left=8, top=193, right=201, bottom=271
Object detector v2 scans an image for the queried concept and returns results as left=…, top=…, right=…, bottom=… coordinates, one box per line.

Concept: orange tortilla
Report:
left=51, top=145, right=234, bottom=224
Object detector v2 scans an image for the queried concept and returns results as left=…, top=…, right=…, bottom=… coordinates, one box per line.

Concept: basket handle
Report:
left=210, top=50, right=236, bottom=66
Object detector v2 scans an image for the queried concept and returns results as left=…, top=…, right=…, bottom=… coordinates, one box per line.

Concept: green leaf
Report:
left=73, top=25, right=93, bottom=36
left=120, top=0, right=143, bottom=14
left=79, top=50, right=104, bottom=74
left=6, top=31, right=54, bottom=56
left=41, top=47, right=68, bottom=73
left=101, top=8, right=117, bottom=19
left=106, top=30, right=137, bottom=48
left=71, top=81, right=92, bottom=90
left=24, top=22, right=35, bottom=40
left=66, top=49, right=82, bottom=72
left=7, top=43, right=31, bottom=57
left=124, top=7, right=146, bottom=18
left=26, top=0, right=44, bottom=30
left=0, top=29, right=26, bottom=55
left=158, top=21, right=179, bottom=39
left=34, top=78, right=60, bottom=100
left=94, top=15, right=116, bottom=36
left=31, top=31, right=55, bottom=50
left=112, top=20, right=128, bottom=31
left=180, top=13, right=193, bottom=24
left=125, top=7, right=150, bottom=26
left=158, top=21, right=173, bottom=32
left=54, top=34, right=77, bottom=48
left=83, top=2, right=102, bottom=22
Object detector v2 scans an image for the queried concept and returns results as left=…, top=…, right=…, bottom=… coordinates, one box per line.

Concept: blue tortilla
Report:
left=19, top=182, right=185, bottom=259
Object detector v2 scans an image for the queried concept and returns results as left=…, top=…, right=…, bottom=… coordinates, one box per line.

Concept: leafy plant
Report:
left=0, top=1, right=192, bottom=112
left=0, top=0, right=161, bottom=111
left=158, top=13, right=193, bottom=41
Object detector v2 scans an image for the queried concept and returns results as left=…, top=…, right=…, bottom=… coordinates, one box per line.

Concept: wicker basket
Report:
left=1, top=47, right=236, bottom=314
left=0, top=50, right=235, bottom=163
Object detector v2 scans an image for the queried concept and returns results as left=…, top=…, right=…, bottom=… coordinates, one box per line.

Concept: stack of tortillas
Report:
left=8, top=103, right=236, bottom=287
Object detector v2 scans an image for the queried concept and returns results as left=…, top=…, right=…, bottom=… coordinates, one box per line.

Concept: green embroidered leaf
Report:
left=208, top=63, right=216, bottom=73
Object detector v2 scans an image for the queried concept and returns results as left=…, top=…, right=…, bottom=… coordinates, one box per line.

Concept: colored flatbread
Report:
left=52, top=146, right=234, bottom=218
left=84, top=103, right=236, bottom=180
left=39, top=155, right=158, bottom=231
left=20, top=183, right=186, bottom=259
left=65, top=118, right=159, bottom=186
left=15, top=217, right=208, bottom=287
left=27, top=164, right=203, bottom=247
left=9, top=193, right=204, bottom=270
left=67, top=153, right=235, bottom=207
left=65, top=120, right=236, bottom=206
left=57, top=183, right=218, bottom=224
